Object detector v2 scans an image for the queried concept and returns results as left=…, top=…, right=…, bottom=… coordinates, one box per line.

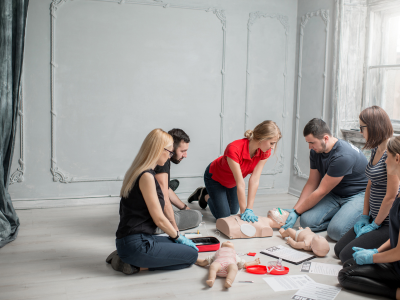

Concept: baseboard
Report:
left=288, top=187, right=302, bottom=197
left=13, top=188, right=291, bottom=209
left=13, top=196, right=120, bottom=210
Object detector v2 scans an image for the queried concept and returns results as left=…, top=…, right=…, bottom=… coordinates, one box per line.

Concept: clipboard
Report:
left=260, top=245, right=315, bottom=265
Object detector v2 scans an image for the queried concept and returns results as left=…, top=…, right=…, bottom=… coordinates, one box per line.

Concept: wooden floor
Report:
left=1, top=193, right=381, bottom=300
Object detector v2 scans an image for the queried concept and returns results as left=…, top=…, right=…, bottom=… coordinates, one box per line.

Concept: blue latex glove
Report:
left=281, top=209, right=299, bottom=230
left=355, top=219, right=381, bottom=238
left=175, top=235, right=199, bottom=251
left=241, top=209, right=259, bottom=223
left=352, top=247, right=378, bottom=265
left=354, top=215, right=370, bottom=235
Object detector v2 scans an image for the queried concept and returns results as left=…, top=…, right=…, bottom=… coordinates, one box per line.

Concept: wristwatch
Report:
left=294, top=209, right=302, bottom=216
left=170, top=231, right=179, bottom=240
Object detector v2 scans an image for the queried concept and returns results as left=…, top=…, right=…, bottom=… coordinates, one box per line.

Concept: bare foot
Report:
left=224, top=279, right=233, bottom=288
left=255, top=258, right=260, bottom=265
left=206, top=279, right=215, bottom=287
left=279, top=228, right=288, bottom=237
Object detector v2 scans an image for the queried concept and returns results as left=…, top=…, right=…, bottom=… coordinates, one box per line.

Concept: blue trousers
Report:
left=204, top=163, right=239, bottom=220
left=116, top=233, right=198, bottom=271
left=300, top=191, right=365, bottom=241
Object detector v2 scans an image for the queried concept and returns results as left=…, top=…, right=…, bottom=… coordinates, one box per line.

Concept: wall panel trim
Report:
left=293, top=9, right=330, bottom=180
left=49, top=0, right=226, bottom=183
left=244, top=12, right=289, bottom=175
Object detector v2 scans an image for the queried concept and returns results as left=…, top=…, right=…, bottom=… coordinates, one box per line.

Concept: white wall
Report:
left=10, top=0, right=300, bottom=208
left=289, top=0, right=337, bottom=196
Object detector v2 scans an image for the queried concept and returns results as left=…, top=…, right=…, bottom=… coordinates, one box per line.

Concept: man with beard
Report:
left=282, top=118, right=368, bottom=241
left=154, top=128, right=202, bottom=232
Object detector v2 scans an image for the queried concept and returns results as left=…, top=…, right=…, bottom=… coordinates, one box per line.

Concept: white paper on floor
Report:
left=292, top=282, right=342, bottom=300
left=301, top=262, right=343, bottom=276
left=263, top=275, right=315, bottom=292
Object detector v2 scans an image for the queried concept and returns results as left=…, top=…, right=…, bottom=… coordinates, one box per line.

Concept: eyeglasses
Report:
left=164, top=148, right=174, bottom=158
left=359, top=125, right=367, bottom=133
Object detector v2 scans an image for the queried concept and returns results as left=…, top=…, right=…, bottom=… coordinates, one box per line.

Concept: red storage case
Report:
left=189, top=237, right=220, bottom=252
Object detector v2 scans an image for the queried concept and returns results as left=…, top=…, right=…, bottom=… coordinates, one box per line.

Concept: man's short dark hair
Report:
left=303, top=118, right=332, bottom=139
left=168, top=128, right=190, bottom=149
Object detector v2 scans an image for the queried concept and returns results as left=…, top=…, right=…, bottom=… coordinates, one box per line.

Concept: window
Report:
left=364, top=4, right=400, bottom=123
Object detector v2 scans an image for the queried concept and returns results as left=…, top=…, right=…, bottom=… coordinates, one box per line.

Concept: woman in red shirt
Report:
left=188, top=120, right=281, bottom=221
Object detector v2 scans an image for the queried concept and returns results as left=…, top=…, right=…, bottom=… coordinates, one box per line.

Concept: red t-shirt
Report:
left=209, top=138, right=271, bottom=188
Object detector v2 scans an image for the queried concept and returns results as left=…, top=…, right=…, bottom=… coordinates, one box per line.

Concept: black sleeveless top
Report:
left=116, top=169, right=165, bottom=239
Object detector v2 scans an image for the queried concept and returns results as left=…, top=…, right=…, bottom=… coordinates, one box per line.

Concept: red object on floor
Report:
left=246, top=265, right=267, bottom=274
left=189, top=237, right=220, bottom=252
left=246, top=265, right=289, bottom=275
left=247, top=252, right=256, bottom=256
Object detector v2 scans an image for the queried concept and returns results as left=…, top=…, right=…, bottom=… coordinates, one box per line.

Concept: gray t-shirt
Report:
left=310, top=139, right=368, bottom=197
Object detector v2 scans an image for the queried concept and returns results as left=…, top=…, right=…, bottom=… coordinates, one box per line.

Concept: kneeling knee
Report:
left=327, top=226, right=341, bottom=242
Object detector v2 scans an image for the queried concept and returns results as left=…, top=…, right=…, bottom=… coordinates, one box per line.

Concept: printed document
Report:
left=292, top=282, right=342, bottom=300
left=301, top=262, right=343, bottom=276
left=261, top=245, right=314, bottom=264
left=263, top=275, right=315, bottom=292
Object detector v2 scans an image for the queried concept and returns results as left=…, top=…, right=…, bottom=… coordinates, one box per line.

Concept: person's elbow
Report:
left=248, top=177, right=259, bottom=187
left=152, top=214, right=169, bottom=228
left=236, top=180, right=246, bottom=191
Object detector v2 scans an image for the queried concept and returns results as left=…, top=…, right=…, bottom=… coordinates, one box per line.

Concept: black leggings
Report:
left=338, top=259, right=400, bottom=299
left=334, top=225, right=389, bottom=263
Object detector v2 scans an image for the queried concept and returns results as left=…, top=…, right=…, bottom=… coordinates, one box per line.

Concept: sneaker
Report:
left=110, top=253, right=140, bottom=275
left=169, top=179, right=180, bottom=191
left=188, top=187, right=203, bottom=203
left=199, top=187, right=208, bottom=209
left=106, top=250, right=118, bottom=264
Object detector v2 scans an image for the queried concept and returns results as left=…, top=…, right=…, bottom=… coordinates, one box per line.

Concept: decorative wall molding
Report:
left=50, top=0, right=226, bottom=183
left=244, top=12, right=289, bottom=176
left=293, top=9, right=330, bottom=180
left=10, top=80, right=25, bottom=185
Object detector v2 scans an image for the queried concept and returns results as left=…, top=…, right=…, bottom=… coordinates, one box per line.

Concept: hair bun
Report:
left=244, top=130, right=253, bottom=140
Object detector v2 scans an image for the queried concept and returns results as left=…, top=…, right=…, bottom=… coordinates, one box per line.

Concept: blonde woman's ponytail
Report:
left=244, top=130, right=254, bottom=140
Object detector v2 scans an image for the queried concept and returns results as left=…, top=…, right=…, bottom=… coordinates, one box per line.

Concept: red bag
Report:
left=189, top=237, right=220, bottom=252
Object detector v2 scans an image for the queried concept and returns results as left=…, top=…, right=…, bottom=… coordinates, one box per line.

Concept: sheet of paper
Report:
left=263, top=275, right=315, bottom=292
left=292, top=282, right=341, bottom=300
left=185, top=233, right=203, bottom=238
left=301, top=262, right=343, bottom=276
left=261, top=245, right=314, bottom=264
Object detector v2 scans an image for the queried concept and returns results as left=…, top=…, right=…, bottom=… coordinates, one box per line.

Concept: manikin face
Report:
left=359, top=119, right=368, bottom=141
left=258, top=136, right=279, bottom=153
left=157, top=144, right=173, bottom=167
left=221, top=241, right=234, bottom=249
left=171, top=141, right=189, bottom=164
left=305, top=134, right=328, bottom=153
left=385, top=151, right=400, bottom=178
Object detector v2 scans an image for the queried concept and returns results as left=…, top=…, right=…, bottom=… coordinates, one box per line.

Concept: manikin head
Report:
left=168, top=128, right=190, bottom=164
left=245, top=120, right=282, bottom=153
left=221, top=241, right=235, bottom=249
left=310, top=235, right=330, bottom=257
left=267, top=208, right=289, bottom=228
left=303, top=118, right=334, bottom=154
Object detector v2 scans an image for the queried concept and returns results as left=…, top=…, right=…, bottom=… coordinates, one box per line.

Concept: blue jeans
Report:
left=116, top=233, right=198, bottom=271
left=300, top=191, right=365, bottom=241
left=204, top=163, right=239, bottom=220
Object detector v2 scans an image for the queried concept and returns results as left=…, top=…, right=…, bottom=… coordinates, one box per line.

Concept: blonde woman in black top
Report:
left=107, top=129, right=198, bottom=275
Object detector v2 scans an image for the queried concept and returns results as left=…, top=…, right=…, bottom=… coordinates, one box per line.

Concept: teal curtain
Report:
left=0, top=0, right=29, bottom=248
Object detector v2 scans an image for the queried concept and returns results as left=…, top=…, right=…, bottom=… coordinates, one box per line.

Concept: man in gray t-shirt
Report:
left=283, top=119, right=368, bottom=241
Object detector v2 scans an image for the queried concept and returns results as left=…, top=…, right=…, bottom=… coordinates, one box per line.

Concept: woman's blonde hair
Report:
left=120, top=128, right=173, bottom=198
left=244, top=120, right=282, bottom=143
left=387, top=136, right=400, bottom=157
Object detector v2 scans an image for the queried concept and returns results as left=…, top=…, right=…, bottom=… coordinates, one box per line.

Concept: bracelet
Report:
left=180, top=204, right=187, bottom=210
left=294, top=209, right=302, bottom=216
left=170, top=231, right=179, bottom=240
